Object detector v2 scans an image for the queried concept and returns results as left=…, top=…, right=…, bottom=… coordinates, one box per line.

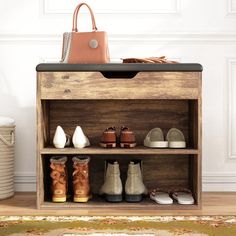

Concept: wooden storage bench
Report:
left=36, top=63, right=202, bottom=212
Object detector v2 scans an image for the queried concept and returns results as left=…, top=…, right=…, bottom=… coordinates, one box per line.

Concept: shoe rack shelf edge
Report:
left=41, top=147, right=199, bottom=155
left=36, top=63, right=202, bottom=212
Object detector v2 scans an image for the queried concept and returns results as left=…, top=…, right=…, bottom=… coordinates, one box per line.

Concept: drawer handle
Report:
left=61, top=75, right=70, bottom=80
left=64, top=89, right=71, bottom=93
left=101, top=71, right=138, bottom=79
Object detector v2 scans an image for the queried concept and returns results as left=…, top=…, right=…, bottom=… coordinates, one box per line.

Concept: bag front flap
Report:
left=69, top=31, right=108, bottom=58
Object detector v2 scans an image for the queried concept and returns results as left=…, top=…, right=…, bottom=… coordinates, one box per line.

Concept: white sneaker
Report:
left=72, top=126, right=90, bottom=148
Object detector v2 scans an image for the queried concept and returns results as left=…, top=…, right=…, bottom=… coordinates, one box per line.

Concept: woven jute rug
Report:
left=0, top=216, right=235, bottom=236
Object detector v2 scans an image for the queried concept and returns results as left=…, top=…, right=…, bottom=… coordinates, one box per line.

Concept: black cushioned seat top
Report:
left=36, top=63, right=203, bottom=72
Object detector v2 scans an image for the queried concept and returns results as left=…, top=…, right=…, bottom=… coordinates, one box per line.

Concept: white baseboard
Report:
left=202, top=183, right=236, bottom=191
left=202, top=172, right=236, bottom=191
left=14, top=172, right=36, bottom=192
left=13, top=172, right=236, bottom=192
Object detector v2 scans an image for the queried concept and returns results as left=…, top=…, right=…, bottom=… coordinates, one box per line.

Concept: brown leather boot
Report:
left=72, top=156, right=91, bottom=202
left=50, top=156, right=67, bottom=203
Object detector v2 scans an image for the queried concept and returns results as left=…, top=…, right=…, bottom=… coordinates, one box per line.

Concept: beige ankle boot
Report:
left=99, top=160, right=123, bottom=202
left=125, top=160, right=147, bottom=202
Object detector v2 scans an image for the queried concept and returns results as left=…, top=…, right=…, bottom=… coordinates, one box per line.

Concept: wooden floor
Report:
left=0, top=192, right=236, bottom=216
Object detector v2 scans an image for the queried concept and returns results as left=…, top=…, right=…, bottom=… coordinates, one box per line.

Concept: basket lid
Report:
left=0, top=116, right=15, bottom=126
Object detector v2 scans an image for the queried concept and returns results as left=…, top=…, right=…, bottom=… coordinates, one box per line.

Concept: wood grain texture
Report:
left=36, top=73, right=43, bottom=209
left=1, top=192, right=235, bottom=215
left=197, top=72, right=202, bottom=208
left=42, top=155, right=190, bottom=199
left=48, top=99, right=191, bottom=147
left=39, top=72, right=200, bottom=100
left=41, top=147, right=199, bottom=155
left=40, top=196, right=200, bottom=210
left=36, top=69, right=202, bottom=211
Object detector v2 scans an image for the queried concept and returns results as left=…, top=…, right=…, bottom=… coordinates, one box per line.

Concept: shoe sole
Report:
left=52, top=197, right=66, bottom=203
left=125, top=194, right=142, bottom=202
left=120, top=143, right=136, bottom=148
left=100, top=142, right=116, bottom=148
left=105, top=194, right=123, bottom=202
left=74, top=195, right=92, bottom=203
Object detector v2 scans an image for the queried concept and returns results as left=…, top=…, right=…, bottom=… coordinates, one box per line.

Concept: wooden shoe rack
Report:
left=36, top=63, right=202, bottom=213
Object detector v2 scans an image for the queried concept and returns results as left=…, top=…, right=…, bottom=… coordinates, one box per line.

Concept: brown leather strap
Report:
left=122, top=57, right=179, bottom=64
left=72, top=3, right=98, bottom=32
left=171, top=188, right=192, bottom=199
left=150, top=188, right=171, bottom=196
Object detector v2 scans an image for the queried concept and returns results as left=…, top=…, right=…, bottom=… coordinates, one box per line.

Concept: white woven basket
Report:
left=0, top=126, right=15, bottom=200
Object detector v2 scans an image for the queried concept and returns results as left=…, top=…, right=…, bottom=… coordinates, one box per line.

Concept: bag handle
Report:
left=0, top=130, right=15, bottom=147
left=72, top=3, right=98, bottom=32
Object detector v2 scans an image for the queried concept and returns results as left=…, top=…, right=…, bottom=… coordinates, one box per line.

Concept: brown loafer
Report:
left=120, top=126, right=136, bottom=148
left=100, top=127, right=117, bottom=148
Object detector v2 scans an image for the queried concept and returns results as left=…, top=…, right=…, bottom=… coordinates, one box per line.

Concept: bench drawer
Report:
left=38, top=71, right=200, bottom=99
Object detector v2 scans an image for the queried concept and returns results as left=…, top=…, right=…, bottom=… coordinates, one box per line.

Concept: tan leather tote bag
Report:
left=61, top=3, right=110, bottom=64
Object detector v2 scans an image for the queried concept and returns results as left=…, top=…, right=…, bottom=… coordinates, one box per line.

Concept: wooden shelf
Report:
left=41, top=196, right=200, bottom=210
left=41, top=146, right=199, bottom=155
left=37, top=67, right=202, bottom=211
